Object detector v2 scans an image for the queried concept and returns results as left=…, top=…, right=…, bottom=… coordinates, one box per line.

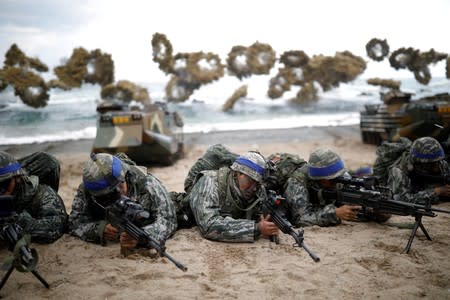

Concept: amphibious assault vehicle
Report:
left=92, top=100, right=184, bottom=165
left=360, top=92, right=450, bottom=145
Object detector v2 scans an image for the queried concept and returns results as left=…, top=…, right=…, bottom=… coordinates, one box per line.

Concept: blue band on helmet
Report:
left=355, top=166, right=373, bottom=176
left=84, top=156, right=123, bottom=191
left=111, top=156, right=122, bottom=179
left=0, top=162, right=21, bottom=176
left=235, top=157, right=265, bottom=176
left=84, top=178, right=110, bottom=191
left=308, top=159, right=344, bottom=178
left=411, top=148, right=444, bottom=160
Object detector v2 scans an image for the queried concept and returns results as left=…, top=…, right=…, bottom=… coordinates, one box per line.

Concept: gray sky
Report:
left=1, top=0, right=449, bottom=82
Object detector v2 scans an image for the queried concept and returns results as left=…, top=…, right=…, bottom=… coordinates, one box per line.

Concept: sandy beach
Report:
left=1, top=125, right=449, bottom=299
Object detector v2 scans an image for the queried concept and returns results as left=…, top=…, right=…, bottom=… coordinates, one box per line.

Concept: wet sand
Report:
left=0, top=125, right=361, bottom=157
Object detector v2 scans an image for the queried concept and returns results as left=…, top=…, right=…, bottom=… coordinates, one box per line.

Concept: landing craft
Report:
left=92, top=100, right=184, bottom=165
left=360, top=92, right=450, bottom=145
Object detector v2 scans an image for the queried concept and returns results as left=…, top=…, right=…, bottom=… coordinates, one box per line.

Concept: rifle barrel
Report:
left=387, top=199, right=450, bottom=214
left=161, top=251, right=188, bottom=272
left=262, top=200, right=320, bottom=262
left=430, top=206, right=450, bottom=214
left=300, top=241, right=320, bottom=262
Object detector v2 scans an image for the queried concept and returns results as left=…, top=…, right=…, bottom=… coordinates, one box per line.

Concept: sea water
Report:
left=0, top=75, right=449, bottom=145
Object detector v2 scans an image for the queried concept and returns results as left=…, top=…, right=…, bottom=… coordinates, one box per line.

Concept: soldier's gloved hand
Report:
left=257, top=215, right=280, bottom=237
left=434, top=185, right=450, bottom=197
left=335, top=205, right=361, bottom=221
left=119, top=232, right=138, bottom=250
left=103, top=223, right=119, bottom=241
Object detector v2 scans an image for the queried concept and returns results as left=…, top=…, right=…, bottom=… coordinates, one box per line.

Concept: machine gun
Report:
left=0, top=195, right=49, bottom=290
left=330, top=176, right=450, bottom=253
left=103, top=195, right=187, bottom=272
left=258, top=187, right=320, bottom=262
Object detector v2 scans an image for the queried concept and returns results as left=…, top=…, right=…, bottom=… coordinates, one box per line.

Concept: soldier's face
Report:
left=414, top=161, right=442, bottom=176
left=118, top=181, right=128, bottom=195
left=93, top=182, right=127, bottom=207
left=319, top=179, right=337, bottom=189
left=237, top=173, right=259, bottom=200
left=0, top=177, right=16, bottom=196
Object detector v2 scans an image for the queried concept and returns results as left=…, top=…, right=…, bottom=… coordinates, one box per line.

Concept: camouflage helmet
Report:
left=230, top=151, right=267, bottom=183
left=83, top=153, right=127, bottom=196
left=0, top=151, right=24, bottom=182
left=307, top=149, right=346, bottom=180
left=409, top=137, right=444, bottom=164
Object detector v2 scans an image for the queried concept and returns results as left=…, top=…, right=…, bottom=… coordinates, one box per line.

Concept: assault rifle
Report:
left=331, top=176, right=450, bottom=253
left=103, top=196, right=187, bottom=272
left=0, top=195, right=49, bottom=290
left=258, top=187, right=320, bottom=262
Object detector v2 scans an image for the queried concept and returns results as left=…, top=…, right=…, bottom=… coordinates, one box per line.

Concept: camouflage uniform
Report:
left=0, top=151, right=67, bottom=243
left=188, top=151, right=266, bottom=242
left=268, top=150, right=343, bottom=227
left=281, top=149, right=393, bottom=225
left=68, top=153, right=177, bottom=244
left=171, top=144, right=238, bottom=229
left=388, top=137, right=448, bottom=205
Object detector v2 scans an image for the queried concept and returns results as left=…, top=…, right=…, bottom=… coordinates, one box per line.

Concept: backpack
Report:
left=267, top=153, right=307, bottom=190
left=18, top=152, right=61, bottom=192
left=373, top=137, right=412, bottom=184
left=184, top=144, right=239, bottom=193
left=114, top=152, right=137, bottom=166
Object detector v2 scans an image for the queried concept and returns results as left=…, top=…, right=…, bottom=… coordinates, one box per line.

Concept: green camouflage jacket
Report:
left=387, top=157, right=446, bottom=205
left=13, top=175, right=67, bottom=243
left=189, top=167, right=260, bottom=242
left=266, top=153, right=340, bottom=227
left=68, top=164, right=177, bottom=244
left=276, top=165, right=341, bottom=227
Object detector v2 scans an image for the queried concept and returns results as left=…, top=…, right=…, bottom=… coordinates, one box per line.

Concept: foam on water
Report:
left=0, top=76, right=449, bottom=145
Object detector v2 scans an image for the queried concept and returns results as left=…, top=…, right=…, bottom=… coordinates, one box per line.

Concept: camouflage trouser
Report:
left=169, top=191, right=196, bottom=229
left=18, top=152, right=61, bottom=192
